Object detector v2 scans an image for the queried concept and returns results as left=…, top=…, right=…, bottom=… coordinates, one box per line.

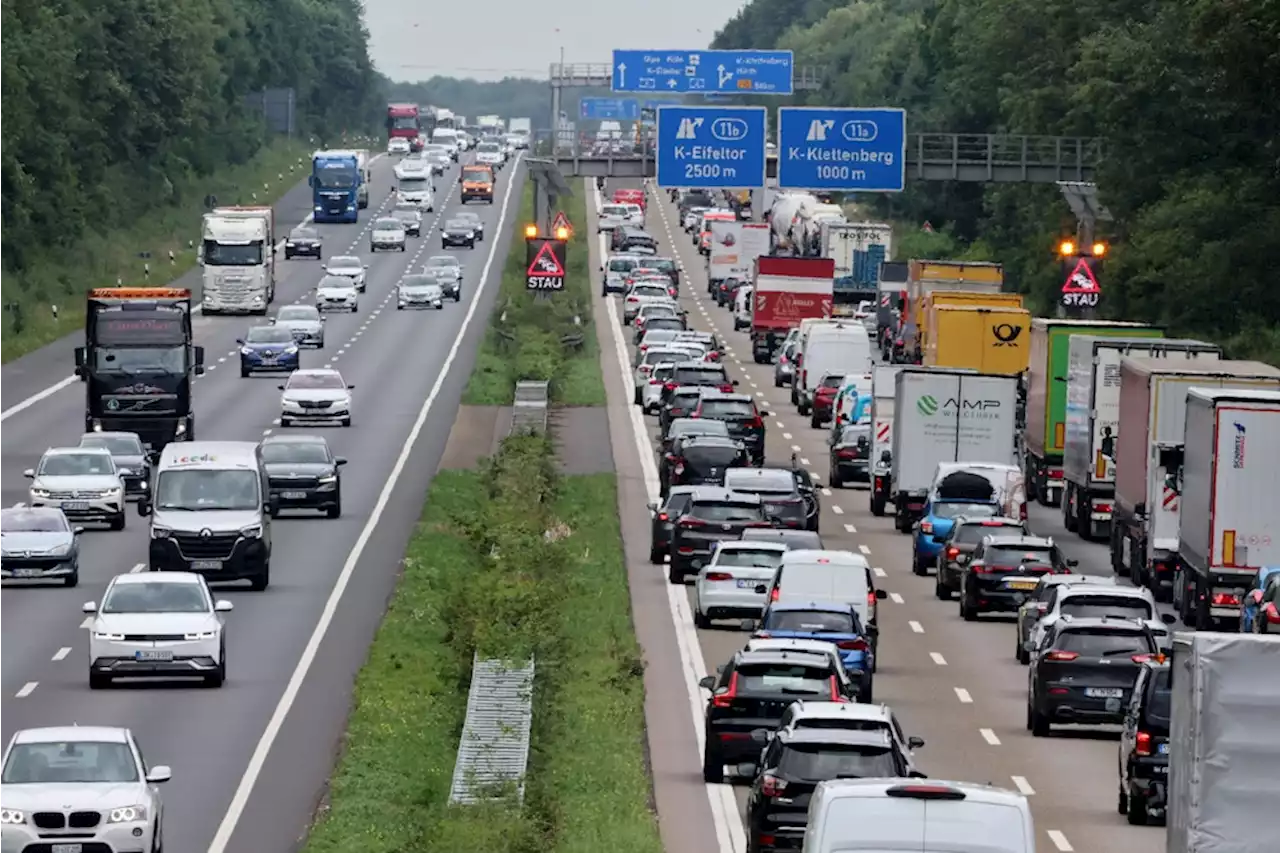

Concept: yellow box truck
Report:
left=918, top=290, right=1024, bottom=356
left=924, top=304, right=1033, bottom=375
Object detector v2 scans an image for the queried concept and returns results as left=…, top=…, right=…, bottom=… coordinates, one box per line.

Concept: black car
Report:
left=1118, top=658, right=1172, bottom=825
left=714, top=276, right=744, bottom=307
left=441, top=219, right=477, bottom=248
left=828, top=423, right=871, bottom=488
left=79, top=431, right=150, bottom=500
left=959, top=534, right=1075, bottom=620
left=1027, top=616, right=1157, bottom=737
left=648, top=256, right=680, bottom=288
left=391, top=208, right=422, bottom=236
left=670, top=361, right=735, bottom=398
left=612, top=226, right=658, bottom=254
left=699, top=650, right=852, bottom=783
left=259, top=434, right=347, bottom=517
left=659, top=386, right=708, bottom=437
left=724, top=468, right=812, bottom=531
left=666, top=435, right=751, bottom=492
left=647, top=486, right=696, bottom=564
left=692, top=392, right=768, bottom=464
left=668, top=488, right=769, bottom=583
left=744, top=729, right=915, bottom=851
left=284, top=226, right=323, bottom=259
left=661, top=418, right=730, bottom=458
left=739, top=528, right=824, bottom=550
left=934, top=516, right=1029, bottom=601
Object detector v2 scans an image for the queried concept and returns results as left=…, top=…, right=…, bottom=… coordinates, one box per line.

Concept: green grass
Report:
left=1, top=138, right=316, bottom=362
left=301, top=438, right=660, bottom=853
left=463, top=183, right=606, bottom=406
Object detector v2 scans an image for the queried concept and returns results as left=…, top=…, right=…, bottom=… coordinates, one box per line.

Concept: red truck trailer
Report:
left=750, top=255, right=834, bottom=363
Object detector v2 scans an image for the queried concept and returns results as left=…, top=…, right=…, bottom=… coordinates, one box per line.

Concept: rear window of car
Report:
left=1060, top=595, right=1152, bottom=621
left=633, top=285, right=668, bottom=298
left=700, top=400, right=756, bottom=418
left=670, top=392, right=704, bottom=409
left=715, top=548, right=786, bottom=569
left=646, top=318, right=685, bottom=331
left=682, top=443, right=744, bottom=468
left=1056, top=630, right=1151, bottom=656
left=741, top=529, right=824, bottom=549
left=652, top=364, right=676, bottom=382
left=820, top=374, right=846, bottom=389
left=768, top=610, right=854, bottom=633
left=985, top=545, right=1055, bottom=566
left=668, top=421, right=729, bottom=442
left=932, top=501, right=997, bottom=519
left=736, top=663, right=831, bottom=694
left=650, top=259, right=676, bottom=272
left=726, top=471, right=796, bottom=494
left=689, top=501, right=764, bottom=523
left=675, top=367, right=727, bottom=385
left=642, top=349, right=678, bottom=366
left=609, top=258, right=638, bottom=272
left=777, top=743, right=901, bottom=779
left=953, top=522, right=1023, bottom=545
left=641, top=303, right=677, bottom=316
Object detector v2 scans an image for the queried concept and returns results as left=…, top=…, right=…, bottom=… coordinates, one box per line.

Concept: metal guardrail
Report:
left=510, top=380, right=550, bottom=436
left=448, top=653, right=536, bottom=805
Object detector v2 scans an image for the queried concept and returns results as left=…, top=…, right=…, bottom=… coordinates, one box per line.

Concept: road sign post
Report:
left=776, top=107, right=907, bottom=192
left=526, top=238, right=568, bottom=293
left=612, top=50, right=794, bottom=95
left=655, top=106, right=768, bottom=190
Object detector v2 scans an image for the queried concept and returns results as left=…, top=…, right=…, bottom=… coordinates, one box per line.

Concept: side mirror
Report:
left=347, top=383, right=356, bottom=389
left=732, top=379, right=739, bottom=386
left=236, top=339, right=245, bottom=345
left=760, top=411, right=771, bottom=417
left=146, top=766, right=172, bottom=784
left=739, top=618, right=758, bottom=631
left=334, top=457, right=348, bottom=466
left=875, top=589, right=888, bottom=600
left=82, top=601, right=97, bottom=613
left=908, top=770, right=929, bottom=779
left=1067, top=559, right=1080, bottom=567
left=697, top=675, right=716, bottom=691
left=278, top=384, right=286, bottom=391
left=138, top=500, right=152, bottom=517
left=364, top=264, right=369, bottom=270
left=194, top=345, right=205, bottom=368
left=74, top=346, right=86, bottom=369
left=73, top=526, right=85, bottom=535
left=22, top=469, right=35, bottom=479
left=907, top=736, right=925, bottom=749
left=880, top=450, right=892, bottom=464
left=214, top=600, right=234, bottom=613
left=194, top=365, right=206, bottom=376
left=736, top=762, right=758, bottom=779
left=268, top=318, right=276, bottom=325
left=1161, top=613, right=1177, bottom=625
left=646, top=501, right=658, bottom=513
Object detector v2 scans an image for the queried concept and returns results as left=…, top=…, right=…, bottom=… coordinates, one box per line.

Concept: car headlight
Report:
left=47, top=542, right=72, bottom=557
left=285, top=346, right=298, bottom=355
left=94, top=631, right=126, bottom=641
left=151, top=526, right=172, bottom=539
left=336, top=396, right=351, bottom=408
left=240, top=525, right=262, bottom=539
left=241, top=346, right=254, bottom=356
left=108, top=805, right=147, bottom=823
left=184, top=630, right=218, bottom=641
left=318, top=474, right=337, bottom=485
left=0, top=808, right=25, bottom=824
left=117, top=467, right=134, bottom=477
left=30, top=487, right=51, bottom=498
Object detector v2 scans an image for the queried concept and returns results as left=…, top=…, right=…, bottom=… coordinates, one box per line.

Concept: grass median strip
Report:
left=302, top=436, right=661, bottom=853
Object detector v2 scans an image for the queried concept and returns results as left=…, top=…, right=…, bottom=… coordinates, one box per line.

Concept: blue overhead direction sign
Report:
left=611, top=50, right=794, bottom=95
left=655, top=105, right=768, bottom=190
left=579, top=98, right=639, bottom=121
left=776, top=106, right=907, bottom=193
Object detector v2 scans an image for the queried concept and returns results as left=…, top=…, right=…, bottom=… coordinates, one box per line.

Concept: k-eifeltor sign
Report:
left=526, top=238, right=568, bottom=292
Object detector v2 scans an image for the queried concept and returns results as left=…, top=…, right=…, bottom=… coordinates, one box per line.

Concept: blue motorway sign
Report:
left=579, top=97, right=684, bottom=121
left=612, top=50, right=793, bottom=95
left=776, top=107, right=907, bottom=192
left=655, top=105, right=767, bottom=190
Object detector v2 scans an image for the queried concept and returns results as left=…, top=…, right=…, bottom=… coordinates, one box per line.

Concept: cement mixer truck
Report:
left=768, top=192, right=816, bottom=253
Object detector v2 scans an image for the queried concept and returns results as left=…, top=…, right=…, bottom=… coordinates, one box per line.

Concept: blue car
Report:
left=911, top=499, right=1002, bottom=575
left=752, top=600, right=874, bottom=702
left=238, top=325, right=301, bottom=376
left=1238, top=566, right=1280, bottom=633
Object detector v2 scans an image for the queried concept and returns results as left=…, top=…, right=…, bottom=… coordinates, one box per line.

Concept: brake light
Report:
left=1266, top=603, right=1280, bottom=624
left=1131, top=654, right=1153, bottom=664
left=836, top=638, right=869, bottom=651
left=707, top=352, right=721, bottom=361
left=1135, top=730, right=1153, bottom=757
left=1036, top=602, right=1048, bottom=613
left=760, top=773, right=788, bottom=797
left=748, top=415, right=764, bottom=429
left=674, top=462, right=686, bottom=475
left=838, top=449, right=857, bottom=460
left=920, top=521, right=933, bottom=535
left=627, top=296, right=639, bottom=303
left=712, top=672, right=739, bottom=708
left=980, top=520, right=1007, bottom=526
left=1045, top=651, right=1079, bottom=662
left=770, top=587, right=780, bottom=602
left=1212, top=592, right=1241, bottom=607
left=705, top=571, right=734, bottom=581
left=664, top=381, right=678, bottom=391
left=640, top=344, right=650, bottom=352
left=718, top=383, right=733, bottom=392
left=945, top=547, right=960, bottom=560
left=638, top=364, right=652, bottom=373
left=657, top=512, right=669, bottom=522
left=828, top=676, right=849, bottom=703
left=649, top=378, right=662, bottom=385
left=1095, top=503, right=1112, bottom=514
left=678, top=516, right=703, bottom=528
left=1048, top=468, right=1063, bottom=480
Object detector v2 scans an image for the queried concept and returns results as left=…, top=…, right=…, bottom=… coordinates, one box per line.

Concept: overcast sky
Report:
left=365, top=0, right=749, bottom=82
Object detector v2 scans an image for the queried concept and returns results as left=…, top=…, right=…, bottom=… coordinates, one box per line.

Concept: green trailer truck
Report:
left=1023, top=319, right=1164, bottom=507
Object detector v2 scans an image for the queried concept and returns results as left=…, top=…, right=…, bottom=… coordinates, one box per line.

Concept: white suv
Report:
left=25, top=446, right=126, bottom=530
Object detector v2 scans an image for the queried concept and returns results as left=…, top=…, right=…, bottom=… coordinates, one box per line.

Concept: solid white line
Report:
left=953, top=687, right=972, bottom=703
left=206, top=153, right=523, bottom=853
left=52, top=647, right=71, bottom=662
left=1010, top=775, right=1035, bottom=796
left=930, top=652, right=948, bottom=666
left=908, top=620, right=924, bottom=634
left=1046, top=830, right=1073, bottom=851
left=980, top=728, right=1001, bottom=746
left=15, top=682, right=37, bottom=698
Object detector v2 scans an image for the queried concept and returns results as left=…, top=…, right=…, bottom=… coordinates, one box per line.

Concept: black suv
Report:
left=934, top=516, right=1028, bottom=601
left=692, top=392, right=768, bottom=465
left=665, top=435, right=750, bottom=491
left=667, top=488, right=770, bottom=583
left=699, top=650, right=852, bottom=783
left=647, top=486, right=696, bottom=564
left=744, top=729, right=916, bottom=852
left=828, top=423, right=871, bottom=488
left=1027, top=616, right=1157, bottom=737
left=671, top=361, right=735, bottom=395
left=659, top=386, right=707, bottom=437
left=959, top=534, right=1075, bottom=620
left=1117, top=657, right=1172, bottom=826
left=259, top=434, right=346, bottom=517
left=724, top=468, right=814, bottom=531
left=660, top=420, right=730, bottom=493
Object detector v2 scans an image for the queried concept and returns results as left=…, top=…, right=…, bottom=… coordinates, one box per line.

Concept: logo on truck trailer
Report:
left=992, top=323, right=1023, bottom=345
left=1233, top=422, right=1246, bottom=468
left=917, top=395, right=1003, bottom=417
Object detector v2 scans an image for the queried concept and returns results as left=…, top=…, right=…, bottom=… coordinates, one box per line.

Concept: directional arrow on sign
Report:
left=617, top=63, right=626, bottom=88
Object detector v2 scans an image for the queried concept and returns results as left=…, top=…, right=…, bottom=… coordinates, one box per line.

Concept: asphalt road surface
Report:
left=1, top=150, right=527, bottom=853
left=588, top=177, right=1169, bottom=853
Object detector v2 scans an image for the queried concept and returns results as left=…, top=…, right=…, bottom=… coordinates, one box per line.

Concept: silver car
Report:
left=0, top=726, right=171, bottom=852
left=397, top=274, right=444, bottom=310
left=423, top=256, right=463, bottom=300
left=323, top=255, right=367, bottom=291
left=642, top=362, right=678, bottom=414
left=0, top=506, right=81, bottom=586
left=279, top=368, right=353, bottom=427
left=773, top=330, right=800, bottom=388
left=602, top=253, right=643, bottom=295
left=623, top=283, right=673, bottom=324
left=273, top=304, right=325, bottom=348
left=694, top=541, right=789, bottom=628
left=370, top=217, right=407, bottom=252
left=25, top=447, right=126, bottom=529
left=315, top=274, right=359, bottom=312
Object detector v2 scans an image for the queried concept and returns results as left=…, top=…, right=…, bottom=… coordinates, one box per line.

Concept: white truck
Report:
left=889, top=367, right=1019, bottom=532
left=1175, top=387, right=1280, bottom=629
left=868, top=365, right=900, bottom=517
left=1112, top=358, right=1280, bottom=600
left=508, top=117, right=532, bottom=146
left=199, top=206, right=276, bottom=314
left=1062, top=336, right=1221, bottom=542
left=1167, top=632, right=1280, bottom=853
left=329, top=149, right=371, bottom=208
left=709, top=221, right=768, bottom=284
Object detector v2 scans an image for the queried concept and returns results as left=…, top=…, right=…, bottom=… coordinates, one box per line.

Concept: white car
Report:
left=641, top=361, right=677, bottom=413
left=387, top=137, right=410, bottom=154
left=622, top=203, right=645, bottom=227
left=370, top=217, right=407, bottom=252
left=273, top=304, right=325, bottom=348
left=622, top=283, right=674, bottom=324
left=324, top=255, right=367, bottom=291
left=85, top=571, right=232, bottom=688
left=396, top=274, right=444, bottom=310
left=694, top=541, right=788, bottom=628
left=0, top=726, right=170, bottom=852
left=1023, top=583, right=1173, bottom=658
left=598, top=203, right=631, bottom=232
left=24, top=447, right=126, bottom=530
left=279, top=368, right=354, bottom=427
left=315, top=274, right=359, bottom=312
left=474, top=143, right=504, bottom=168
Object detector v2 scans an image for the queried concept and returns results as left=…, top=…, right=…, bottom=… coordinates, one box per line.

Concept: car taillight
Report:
left=945, top=547, right=960, bottom=560
left=1036, top=602, right=1048, bottom=612
left=780, top=355, right=790, bottom=365
left=707, top=352, right=721, bottom=361
left=657, top=512, right=669, bottom=522
left=674, top=463, right=686, bottom=475
left=717, top=383, right=732, bottom=392
left=1095, top=503, right=1113, bottom=514
left=649, top=378, right=662, bottom=385
left=705, top=571, right=733, bottom=581
left=712, top=671, right=738, bottom=708
left=761, top=773, right=788, bottom=796
left=1020, top=503, right=1028, bottom=521
left=1266, top=603, right=1280, bottom=624
left=970, top=561, right=990, bottom=574
left=748, top=416, right=763, bottom=429
left=920, top=521, right=933, bottom=534
left=678, top=516, right=703, bottom=528
left=837, top=638, right=869, bottom=651
left=664, top=381, right=677, bottom=391
left=800, top=369, right=807, bottom=386
left=867, top=590, right=877, bottom=608
left=1131, top=654, right=1153, bottom=664
left=828, top=676, right=849, bottom=703
left=1048, top=468, right=1063, bottom=480
left=1135, top=730, right=1153, bottom=757
left=838, top=448, right=857, bottom=459
left=1212, top=592, right=1242, bottom=607
left=1045, top=651, right=1079, bottom=662
left=639, top=364, right=652, bottom=373
left=770, top=587, right=780, bottom=602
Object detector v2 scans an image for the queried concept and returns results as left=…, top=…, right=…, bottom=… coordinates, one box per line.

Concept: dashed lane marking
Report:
left=888, top=592, right=904, bottom=604
left=1046, top=831, right=1073, bottom=851
left=930, top=652, right=948, bottom=666
left=908, top=620, right=924, bottom=633
left=15, top=682, right=37, bottom=698
left=782, top=432, right=792, bottom=440
left=1011, top=776, right=1035, bottom=796
left=979, top=728, right=1001, bottom=746
left=872, top=566, right=886, bottom=578
left=859, top=544, right=872, bottom=556
left=52, top=647, right=71, bottom=662
left=831, top=505, right=844, bottom=515
left=954, top=687, right=973, bottom=703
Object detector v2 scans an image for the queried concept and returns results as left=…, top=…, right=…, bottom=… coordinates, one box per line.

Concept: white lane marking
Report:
left=908, top=620, right=924, bottom=633
left=207, top=153, right=524, bottom=853
left=756, top=391, right=764, bottom=398
left=52, top=647, right=71, bottom=662
left=15, top=682, right=37, bottom=698
left=872, top=566, right=886, bottom=578
left=799, top=457, right=809, bottom=465
left=1046, top=830, right=1073, bottom=851
left=831, top=505, right=844, bottom=516
left=129, top=562, right=145, bottom=573
left=790, top=444, right=801, bottom=452
left=600, top=183, right=743, bottom=853
left=781, top=432, right=792, bottom=440
left=859, top=544, right=872, bottom=556
left=930, top=652, right=948, bottom=666
left=1011, top=775, right=1035, bottom=796
left=821, top=487, right=833, bottom=497
left=954, top=687, right=973, bottom=703
left=775, top=421, right=785, bottom=429
left=843, top=523, right=856, bottom=533
left=79, top=617, right=92, bottom=629
left=888, top=591, right=904, bottom=604
left=979, top=728, right=1001, bottom=746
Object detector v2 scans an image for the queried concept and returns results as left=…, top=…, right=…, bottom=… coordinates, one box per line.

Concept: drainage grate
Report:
left=448, top=653, right=536, bottom=805
left=510, top=380, right=550, bottom=436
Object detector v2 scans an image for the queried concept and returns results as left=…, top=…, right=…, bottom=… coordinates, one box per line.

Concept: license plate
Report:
left=1004, top=579, right=1038, bottom=590
left=1084, top=687, right=1123, bottom=698
left=736, top=579, right=757, bottom=589
left=11, top=568, right=43, bottom=578
left=52, top=844, right=83, bottom=853
left=1154, top=765, right=1168, bottom=774
left=135, top=650, right=173, bottom=662
left=260, top=357, right=277, bottom=364
left=1158, top=743, right=1169, bottom=755
left=62, top=501, right=89, bottom=511
left=191, top=560, right=223, bottom=571
left=281, top=491, right=308, bottom=499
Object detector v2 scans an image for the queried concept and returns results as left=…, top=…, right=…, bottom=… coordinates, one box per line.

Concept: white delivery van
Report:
left=803, top=778, right=1035, bottom=853
left=733, top=285, right=753, bottom=332
left=797, top=323, right=872, bottom=415
left=766, top=549, right=873, bottom=626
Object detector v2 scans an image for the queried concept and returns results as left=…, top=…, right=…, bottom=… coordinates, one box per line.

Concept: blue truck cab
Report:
left=310, top=151, right=361, bottom=223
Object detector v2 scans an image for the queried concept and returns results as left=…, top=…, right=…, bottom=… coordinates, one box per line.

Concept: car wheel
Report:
left=327, top=498, right=342, bottom=519
left=960, top=591, right=977, bottom=622
left=110, top=513, right=126, bottom=532
left=1117, top=784, right=1129, bottom=815
left=64, top=570, right=79, bottom=588
left=934, top=570, right=950, bottom=600
left=1030, top=703, right=1051, bottom=737
left=911, top=550, right=927, bottom=576
left=280, top=416, right=291, bottom=428
left=341, top=417, right=352, bottom=427
left=694, top=608, right=711, bottom=629
left=648, top=543, right=664, bottom=564
left=370, top=245, right=376, bottom=252
left=89, top=672, right=111, bottom=690
left=666, top=562, right=683, bottom=584
left=397, top=304, right=404, bottom=310
left=249, top=562, right=270, bottom=592
left=400, top=245, right=406, bottom=252
left=830, top=469, right=843, bottom=489
left=1016, top=634, right=1030, bottom=664
left=701, top=741, right=724, bottom=784
left=316, top=340, right=324, bottom=350
left=205, top=650, right=226, bottom=688
left=241, top=366, right=250, bottom=378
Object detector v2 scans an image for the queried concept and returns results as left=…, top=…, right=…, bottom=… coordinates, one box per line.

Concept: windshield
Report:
left=669, top=422, right=728, bottom=442
left=92, top=346, right=184, bottom=374
left=769, top=610, right=855, bottom=633
left=646, top=318, right=684, bottom=332
left=1057, top=630, right=1150, bottom=656
left=839, top=426, right=870, bottom=444
left=155, top=469, right=260, bottom=511
left=400, top=275, right=437, bottom=290
left=2, top=742, right=139, bottom=784
left=39, top=453, right=114, bottom=476
left=389, top=116, right=419, bottom=131
left=314, top=168, right=356, bottom=188
left=245, top=327, right=294, bottom=344
left=477, top=144, right=499, bottom=153
left=277, top=307, right=319, bottom=322
left=1061, top=595, right=1152, bottom=621
left=689, top=501, right=763, bottom=523
left=103, top=580, right=208, bottom=613
left=986, top=545, right=1055, bottom=567
left=736, top=663, right=830, bottom=695
left=642, top=348, right=678, bottom=366
left=203, top=241, right=263, bottom=265
left=932, top=502, right=997, bottom=520
left=0, top=509, right=69, bottom=532
left=669, top=393, right=703, bottom=410
left=603, top=205, right=628, bottom=216
left=80, top=435, right=144, bottom=455
left=319, top=276, right=356, bottom=289
left=287, top=372, right=346, bottom=390
left=261, top=442, right=330, bottom=464
left=715, top=548, right=785, bottom=569
left=777, top=744, right=899, bottom=780
left=392, top=210, right=418, bottom=222
left=640, top=304, right=678, bottom=318
left=700, top=400, right=756, bottom=418
left=375, top=218, right=403, bottom=230
left=462, top=168, right=491, bottom=181
left=328, top=257, right=361, bottom=271
left=632, top=285, right=669, bottom=298
left=293, top=228, right=319, bottom=241
left=447, top=220, right=470, bottom=229
left=650, top=259, right=676, bottom=272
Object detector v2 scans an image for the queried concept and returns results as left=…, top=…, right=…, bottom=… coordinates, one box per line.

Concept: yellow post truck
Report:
left=924, top=304, right=1032, bottom=375
left=917, top=291, right=1024, bottom=357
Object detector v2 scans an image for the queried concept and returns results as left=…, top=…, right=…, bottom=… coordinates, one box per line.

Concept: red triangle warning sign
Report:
left=1061, top=258, right=1101, bottom=293
left=527, top=240, right=566, bottom=277
left=551, top=211, right=571, bottom=232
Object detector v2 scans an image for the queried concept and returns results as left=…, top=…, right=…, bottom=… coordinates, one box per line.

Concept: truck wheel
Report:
left=1061, top=487, right=1078, bottom=532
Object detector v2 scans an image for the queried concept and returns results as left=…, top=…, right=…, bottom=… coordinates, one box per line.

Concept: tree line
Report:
left=714, top=0, right=1280, bottom=361
left=1, top=0, right=382, bottom=274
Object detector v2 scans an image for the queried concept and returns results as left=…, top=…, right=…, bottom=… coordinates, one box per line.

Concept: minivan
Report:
left=144, top=441, right=273, bottom=590
left=797, top=324, right=873, bottom=416
left=765, top=549, right=882, bottom=630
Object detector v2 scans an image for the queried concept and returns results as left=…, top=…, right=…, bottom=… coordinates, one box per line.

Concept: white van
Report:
left=394, top=163, right=435, bottom=212
left=766, top=549, right=873, bottom=626
left=431, top=128, right=460, bottom=160
left=930, top=461, right=1028, bottom=522
left=798, top=323, right=872, bottom=415
left=803, top=778, right=1035, bottom=853
left=144, top=441, right=273, bottom=590
left=733, top=285, right=753, bottom=331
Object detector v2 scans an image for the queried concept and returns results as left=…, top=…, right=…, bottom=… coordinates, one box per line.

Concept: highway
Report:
left=588, top=178, right=1168, bottom=853
left=0, top=150, right=527, bottom=853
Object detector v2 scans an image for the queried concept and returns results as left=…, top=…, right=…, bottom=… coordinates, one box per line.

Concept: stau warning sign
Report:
left=1061, top=256, right=1102, bottom=309
left=526, top=238, right=568, bottom=292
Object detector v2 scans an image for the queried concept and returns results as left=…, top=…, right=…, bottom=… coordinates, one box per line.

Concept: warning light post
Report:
left=1056, top=239, right=1106, bottom=316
